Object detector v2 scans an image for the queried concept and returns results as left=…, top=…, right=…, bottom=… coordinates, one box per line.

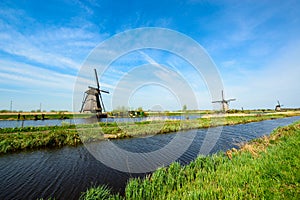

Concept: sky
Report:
left=0, top=0, right=299, bottom=111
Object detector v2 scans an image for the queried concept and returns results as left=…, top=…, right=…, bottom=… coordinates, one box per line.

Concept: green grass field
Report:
left=0, top=113, right=299, bottom=154
left=80, top=120, right=300, bottom=200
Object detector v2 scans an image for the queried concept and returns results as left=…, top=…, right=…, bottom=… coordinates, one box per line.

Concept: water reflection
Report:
left=0, top=115, right=200, bottom=128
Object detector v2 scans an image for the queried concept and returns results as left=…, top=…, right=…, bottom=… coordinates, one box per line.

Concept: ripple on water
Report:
left=0, top=116, right=299, bottom=199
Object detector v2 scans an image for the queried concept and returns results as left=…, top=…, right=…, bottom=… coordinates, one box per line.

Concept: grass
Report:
left=0, top=112, right=94, bottom=120
left=0, top=124, right=77, bottom=134
left=0, top=113, right=299, bottom=154
left=79, top=185, right=112, bottom=200
left=0, top=129, right=81, bottom=153
left=81, top=120, right=300, bottom=200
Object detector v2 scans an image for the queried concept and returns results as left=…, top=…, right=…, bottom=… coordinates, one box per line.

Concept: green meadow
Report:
left=0, top=113, right=299, bottom=154
left=80, top=120, right=300, bottom=200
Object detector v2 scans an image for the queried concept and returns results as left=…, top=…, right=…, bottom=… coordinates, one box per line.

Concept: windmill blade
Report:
left=277, top=100, right=280, bottom=105
left=93, top=68, right=109, bottom=113
left=80, top=93, right=88, bottom=112
left=99, top=93, right=106, bottom=112
left=227, top=98, right=236, bottom=102
left=100, top=89, right=109, bottom=94
left=221, top=90, right=225, bottom=101
left=212, top=100, right=223, bottom=103
left=94, top=68, right=100, bottom=90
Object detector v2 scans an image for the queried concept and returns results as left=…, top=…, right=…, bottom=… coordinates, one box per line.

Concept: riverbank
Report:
left=1, top=110, right=299, bottom=121
left=0, top=113, right=300, bottom=154
left=80, top=119, right=300, bottom=199
left=0, top=112, right=93, bottom=120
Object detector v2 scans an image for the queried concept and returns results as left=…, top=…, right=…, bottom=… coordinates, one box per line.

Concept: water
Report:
left=0, top=115, right=199, bottom=128
left=0, top=116, right=299, bottom=200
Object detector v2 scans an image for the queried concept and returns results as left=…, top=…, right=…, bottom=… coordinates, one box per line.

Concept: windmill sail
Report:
left=80, top=69, right=109, bottom=116
left=275, top=100, right=283, bottom=111
left=212, top=90, right=236, bottom=112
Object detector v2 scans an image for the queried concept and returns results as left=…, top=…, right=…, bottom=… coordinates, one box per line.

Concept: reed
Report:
left=82, top=120, right=300, bottom=199
left=79, top=185, right=111, bottom=200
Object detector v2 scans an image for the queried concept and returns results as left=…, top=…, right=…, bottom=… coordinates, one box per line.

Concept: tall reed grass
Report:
left=81, top=120, right=300, bottom=199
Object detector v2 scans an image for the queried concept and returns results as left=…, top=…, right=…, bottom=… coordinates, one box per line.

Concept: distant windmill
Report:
left=275, top=100, right=283, bottom=111
left=80, top=69, right=109, bottom=118
left=212, top=90, right=236, bottom=112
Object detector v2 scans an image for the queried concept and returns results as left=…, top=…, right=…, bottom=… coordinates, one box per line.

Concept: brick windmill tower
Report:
left=80, top=69, right=109, bottom=118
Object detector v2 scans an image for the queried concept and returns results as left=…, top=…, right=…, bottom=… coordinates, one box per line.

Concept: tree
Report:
left=182, top=104, right=187, bottom=112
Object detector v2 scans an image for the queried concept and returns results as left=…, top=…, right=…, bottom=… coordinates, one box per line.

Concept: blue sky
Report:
left=0, top=0, right=299, bottom=111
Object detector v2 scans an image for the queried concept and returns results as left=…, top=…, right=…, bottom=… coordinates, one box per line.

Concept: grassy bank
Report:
left=1, top=110, right=299, bottom=120
left=0, top=113, right=299, bottom=154
left=80, top=120, right=300, bottom=200
left=0, top=127, right=80, bottom=154
left=0, top=112, right=93, bottom=120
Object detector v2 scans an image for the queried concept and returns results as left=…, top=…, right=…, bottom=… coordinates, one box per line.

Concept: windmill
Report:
left=80, top=69, right=109, bottom=118
left=212, top=90, right=236, bottom=112
left=275, top=100, right=283, bottom=111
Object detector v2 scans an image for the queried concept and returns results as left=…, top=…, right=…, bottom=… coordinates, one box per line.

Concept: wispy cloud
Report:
left=0, top=26, right=99, bottom=71
left=0, top=60, right=78, bottom=110
left=0, top=6, right=108, bottom=71
left=138, top=51, right=160, bottom=66
left=0, top=5, right=111, bottom=110
left=0, top=60, right=76, bottom=91
left=1, top=1, right=299, bottom=111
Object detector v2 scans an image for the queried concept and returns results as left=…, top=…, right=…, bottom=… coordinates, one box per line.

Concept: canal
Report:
left=0, top=116, right=299, bottom=199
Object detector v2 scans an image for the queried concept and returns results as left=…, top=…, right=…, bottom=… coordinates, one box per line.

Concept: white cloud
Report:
left=221, top=60, right=236, bottom=68
left=0, top=60, right=76, bottom=91
left=0, top=26, right=96, bottom=70
left=0, top=5, right=111, bottom=110
left=0, top=6, right=108, bottom=71
left=223, top=41, right=300, bottom=109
